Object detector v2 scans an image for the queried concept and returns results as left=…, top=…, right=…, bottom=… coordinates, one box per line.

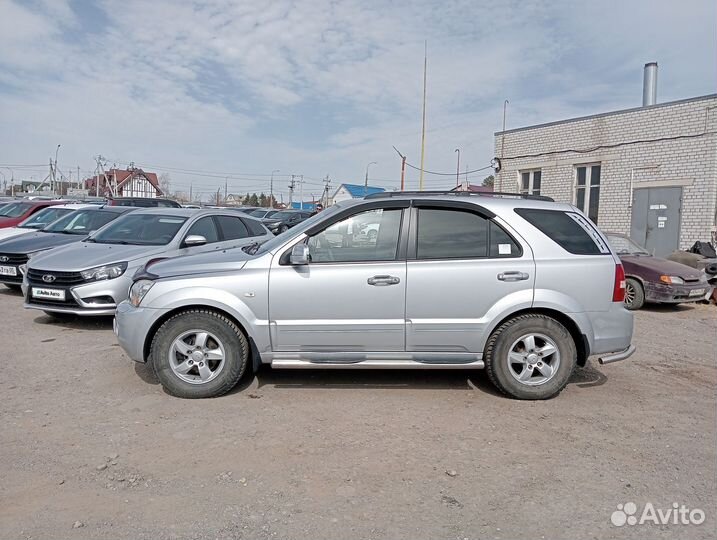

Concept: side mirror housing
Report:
left=183, top=234, right=207, bottom=247
left=290, top=243, right=310, bottom=265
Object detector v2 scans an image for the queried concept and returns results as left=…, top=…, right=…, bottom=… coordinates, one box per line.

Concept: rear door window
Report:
left=515, top=208, right=609, bottom=255
left=415, top=208, right=521, bottom=259
left=214, top=215, right=250, bottom=240
left=242, top=217, right=267, bottom=236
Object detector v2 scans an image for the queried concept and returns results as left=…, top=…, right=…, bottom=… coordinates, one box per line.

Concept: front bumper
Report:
left=115, top=300, right=167, bottom=363
left=644, top=281, right=711, bottom=303
left=23, top=274, right=133, bottom=316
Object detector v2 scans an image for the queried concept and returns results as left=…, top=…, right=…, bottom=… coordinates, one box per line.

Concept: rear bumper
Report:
left=598, top=344, right=636, bottom=365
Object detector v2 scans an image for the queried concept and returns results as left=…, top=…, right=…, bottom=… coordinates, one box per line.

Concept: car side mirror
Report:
left=290, top=243, right=310, bottom=265
left=183, top=234, right=207, bottom=247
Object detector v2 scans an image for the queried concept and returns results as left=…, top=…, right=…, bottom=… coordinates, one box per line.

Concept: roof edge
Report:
left=494, top=93, right=717, bottom=136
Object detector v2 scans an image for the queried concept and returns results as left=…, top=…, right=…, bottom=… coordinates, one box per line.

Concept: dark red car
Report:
left=605, top=233, right=710, bottom=310
left=0, top=200, right=67, bottom=229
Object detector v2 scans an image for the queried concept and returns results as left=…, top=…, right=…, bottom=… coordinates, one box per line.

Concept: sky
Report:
left=0, top=0, right=715, bottom=202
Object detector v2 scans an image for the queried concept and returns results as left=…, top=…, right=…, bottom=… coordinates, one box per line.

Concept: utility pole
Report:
left=189, top=182, right=193, bottom=203
left=49, top=159, right=55, bottom=194
left=77, top=166, right=80, bottom=190
left=298, top=175, right=304, bottom=210
left=288, top=175, right=296, bottom=207
left=419, top=40, right=427, bottom=191
left=224, top=177, right=228, bottom=204
left=455, top=148, right=460, bottom=187
left=322, top=175, right=331, bottom=206
left=216, top=187, right=221, bottom=206
left=270, top=169, right=280, bottom=208
left=392, top=146, right=407, bottom=191
left=364, top=161, right=377, bottom=190
left=500, top=99, right=508, bottom=191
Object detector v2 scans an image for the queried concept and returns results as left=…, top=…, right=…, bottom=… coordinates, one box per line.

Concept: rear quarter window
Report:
left=514, top=208, right=609, bottom=255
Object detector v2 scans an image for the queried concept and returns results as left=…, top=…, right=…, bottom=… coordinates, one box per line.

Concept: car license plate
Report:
left=31, top=287, right=66, bottom=301
left=0, top=265, right=17, bottom=276
left=688, top=288, right=706, bottom=297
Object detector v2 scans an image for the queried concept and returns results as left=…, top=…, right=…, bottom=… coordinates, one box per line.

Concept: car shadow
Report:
left=227, top=366, right=504, bottom=397
left=134, top=362, right=159, bottom=385
left=0, top=286, right=22, bottom=296
left=32, top=313, right=114, bottom=331
left=568, top=361, right=608, bottom=389
left=640, top=303, right=696, bottom=313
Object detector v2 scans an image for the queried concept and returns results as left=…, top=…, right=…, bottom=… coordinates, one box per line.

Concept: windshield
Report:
left=90, top=214, right=187, bottom=245
left=44, top=209, right=123, bottom=235
left=607, top=235, right=650, bottom=255
left=272, top=210, right=301, bottom=219
left=0, top=202, right=32, bottom=218
left=19, top=207, right=74, bottom=229
left=249, top=209, right=278, bottom=218
left=255, top=205, right=341, bottom=255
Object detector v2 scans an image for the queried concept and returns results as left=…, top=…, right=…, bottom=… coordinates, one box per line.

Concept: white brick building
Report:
left=494, top=93, right=717, bottom=256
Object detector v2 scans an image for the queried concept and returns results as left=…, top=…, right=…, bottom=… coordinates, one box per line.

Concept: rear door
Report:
left=405, top=202, right=535, bottom=354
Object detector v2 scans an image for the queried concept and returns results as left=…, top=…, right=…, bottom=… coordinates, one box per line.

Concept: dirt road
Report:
left=1, top=287, right=715, bottom=539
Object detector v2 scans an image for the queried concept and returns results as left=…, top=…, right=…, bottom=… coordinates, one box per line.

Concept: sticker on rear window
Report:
left=498, top=243, right=512, bottom=255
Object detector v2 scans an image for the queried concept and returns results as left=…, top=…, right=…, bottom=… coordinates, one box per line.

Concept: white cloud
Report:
left=0, top=0, right=714, bottom=197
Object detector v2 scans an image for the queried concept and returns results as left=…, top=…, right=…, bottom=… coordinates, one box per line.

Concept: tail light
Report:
left=613, top=263, right=626, bottom=302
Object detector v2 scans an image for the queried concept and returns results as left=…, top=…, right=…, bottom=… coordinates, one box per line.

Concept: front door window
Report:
left=307, top=208, right=402, bottom=263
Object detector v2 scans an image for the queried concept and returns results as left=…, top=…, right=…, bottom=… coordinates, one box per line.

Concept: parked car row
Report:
left=0, top=206, right=272, bottom=317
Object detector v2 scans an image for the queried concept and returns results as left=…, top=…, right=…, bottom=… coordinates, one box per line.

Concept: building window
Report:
left=519, top=170, right=541, bottom=196
left=575, top=164, right=601, bottom=223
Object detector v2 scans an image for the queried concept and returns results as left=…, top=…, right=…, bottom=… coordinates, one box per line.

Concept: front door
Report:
left=268, top=206, right=407, bottom=353
left=630, top=187, right=682, bottom=257
left=405, top=205, right=535, bottom=354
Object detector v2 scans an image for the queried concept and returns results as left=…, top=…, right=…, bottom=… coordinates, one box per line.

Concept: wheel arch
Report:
left=143, top=305, right=262, bottom=372
left=484, top=308, right=590, bottom=366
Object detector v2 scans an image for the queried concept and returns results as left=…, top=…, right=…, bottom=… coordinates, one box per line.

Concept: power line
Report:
left=404, top=161, right=493, bottom=176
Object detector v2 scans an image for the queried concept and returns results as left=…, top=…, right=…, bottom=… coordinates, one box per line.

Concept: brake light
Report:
left=613, top=263, right=626, bottom=302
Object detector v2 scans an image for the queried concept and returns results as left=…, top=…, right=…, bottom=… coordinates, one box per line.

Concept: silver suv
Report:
left=114, top=192, right=635, bottom=400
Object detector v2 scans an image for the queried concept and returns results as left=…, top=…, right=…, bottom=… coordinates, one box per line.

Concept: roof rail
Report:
left=364, top=190, right=554, bottom=202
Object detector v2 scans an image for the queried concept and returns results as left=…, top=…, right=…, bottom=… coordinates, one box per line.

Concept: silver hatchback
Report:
left=115, top=192, right=635, bottom=400
left=23, top=208, right=273, bottom=317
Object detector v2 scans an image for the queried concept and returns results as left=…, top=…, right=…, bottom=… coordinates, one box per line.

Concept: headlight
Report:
left=659, top=275, right=684, bottom=285
left=129, top=279, right=154, bottom=307
left=81, top=262, right=128, bottom=282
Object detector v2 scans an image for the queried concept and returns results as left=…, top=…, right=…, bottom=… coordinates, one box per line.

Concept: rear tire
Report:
left=150, top=309, right=248, bottom=399
left=624, top=278, right=645, bottom=310
left=484, top=314, right=577, bottom=400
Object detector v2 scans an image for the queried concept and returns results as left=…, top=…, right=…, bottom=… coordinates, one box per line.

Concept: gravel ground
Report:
left=1, top=287, right=715, bottom=540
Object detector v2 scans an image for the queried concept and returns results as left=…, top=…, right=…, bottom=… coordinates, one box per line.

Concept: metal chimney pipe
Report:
left=642, top=62, right=658, bottom=106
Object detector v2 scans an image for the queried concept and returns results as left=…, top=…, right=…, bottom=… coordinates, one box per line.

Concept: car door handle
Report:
left=367, top=275, right=401, bottom=286
left=497, top=271, right=530, bottom=282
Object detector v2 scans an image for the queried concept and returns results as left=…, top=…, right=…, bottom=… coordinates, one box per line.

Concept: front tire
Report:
left=484, top=314, right=577, bottom=400
left=150, top=310, right=249, bottom=399
left=624, top=278, right=645, bottom=310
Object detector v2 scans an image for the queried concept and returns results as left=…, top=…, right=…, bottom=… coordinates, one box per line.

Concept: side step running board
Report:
left=270, top=359, right=485, bottom=369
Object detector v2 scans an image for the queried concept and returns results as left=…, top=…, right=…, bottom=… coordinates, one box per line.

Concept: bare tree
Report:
left=158, top=173, right=172, bottom=196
